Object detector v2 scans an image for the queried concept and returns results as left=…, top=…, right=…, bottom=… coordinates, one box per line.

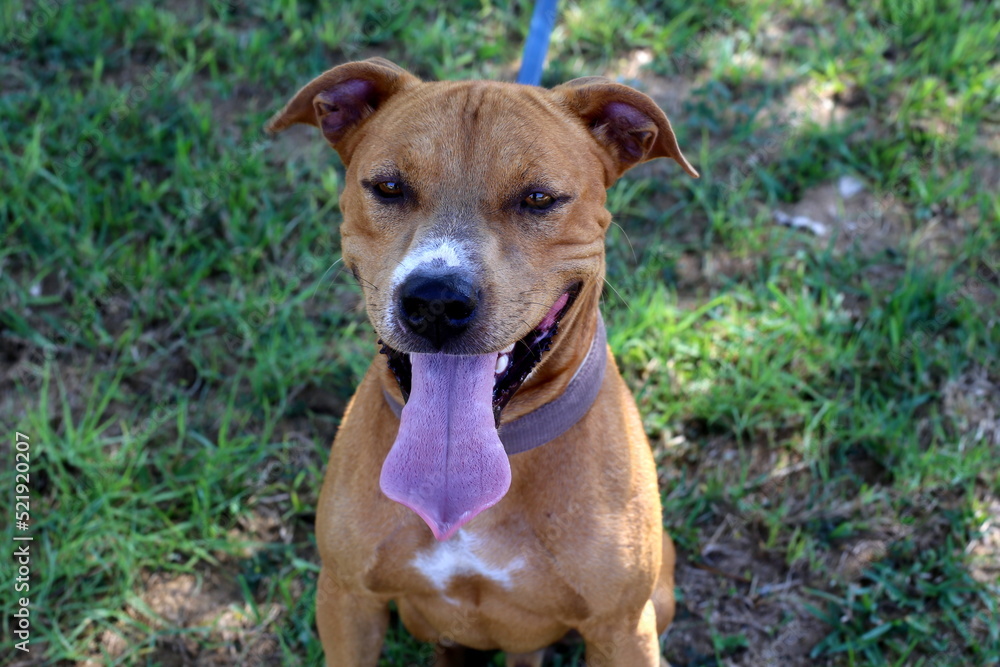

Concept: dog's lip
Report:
left=380, top=283, right=581, bottom=425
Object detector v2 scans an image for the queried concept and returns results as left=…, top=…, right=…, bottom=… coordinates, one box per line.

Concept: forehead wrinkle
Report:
left=360, top=82, right=579, bottom=160
left=459, top=90, right=574, bottom=190
left=354, top=83, right=449, bottom=159
left=356, top=82, right=593, bottom=205
left=366, top=159, right=400, bottom=180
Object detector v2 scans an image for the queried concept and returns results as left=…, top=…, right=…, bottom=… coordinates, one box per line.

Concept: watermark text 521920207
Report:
left=11, top=432, right=33, bottom=653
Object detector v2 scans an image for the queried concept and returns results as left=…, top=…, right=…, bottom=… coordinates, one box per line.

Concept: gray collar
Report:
left=382, top=314, right=607, bottom=455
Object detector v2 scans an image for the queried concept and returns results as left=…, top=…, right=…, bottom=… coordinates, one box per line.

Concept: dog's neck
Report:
left=500, top=277, right=604, bottom=423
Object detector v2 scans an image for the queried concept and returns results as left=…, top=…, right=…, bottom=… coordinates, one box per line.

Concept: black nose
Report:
left=398, top=274, right=478, bottom=348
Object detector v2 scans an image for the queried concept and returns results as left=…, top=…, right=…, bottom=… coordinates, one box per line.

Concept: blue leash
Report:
left=516, top=0, right=559, bottom=86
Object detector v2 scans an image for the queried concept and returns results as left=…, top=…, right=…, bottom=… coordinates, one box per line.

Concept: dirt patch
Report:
left=617, top=54, right=693, bottom=120
left=665, top=542, right=829, bottom=667
left=82, top=568, right=285, bottom=666
left=770, top=176, right=910, bottom=256
left=675, top=248, right=759, bottom=292
left=653, top=428, right=965, bottom=665
left=265, top=123, right=329, bottom=168
left=942, top=365, right=1000, bottom=446
left=135, top=570, right=246, bottom=628
left=760, top=80, right=846, bottom=130
left=656, top=437, right=833, bottom=665
left=967, top=496, right=1000, bottom=587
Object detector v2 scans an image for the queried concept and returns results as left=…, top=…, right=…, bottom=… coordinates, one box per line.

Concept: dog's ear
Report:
left=265, top=57, right=420, bottom=164
left=552, top=77, right=698, bottom=185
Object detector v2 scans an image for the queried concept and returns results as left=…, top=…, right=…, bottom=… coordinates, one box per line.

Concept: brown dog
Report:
left=267, top=58, right=698, bottom=666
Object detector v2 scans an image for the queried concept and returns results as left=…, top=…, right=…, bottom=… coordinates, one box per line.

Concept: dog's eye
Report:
left=523, top=192, right=555, bottom=210
left=374, top=181, right=403, bottom=198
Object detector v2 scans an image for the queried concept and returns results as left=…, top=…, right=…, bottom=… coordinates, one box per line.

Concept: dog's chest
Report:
left=393, top=526, right=575, bottom=648
left=409, top=529, right=526, bottom=596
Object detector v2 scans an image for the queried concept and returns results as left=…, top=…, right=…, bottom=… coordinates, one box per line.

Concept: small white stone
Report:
left=838, top=175, right=865, bottom=199
left=774, top=210, right=829, bottom=237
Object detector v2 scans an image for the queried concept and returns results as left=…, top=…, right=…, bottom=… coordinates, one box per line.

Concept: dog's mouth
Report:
left=377, top=284, right=580, bottom=541
left=379, top=284, right=580, bottom=427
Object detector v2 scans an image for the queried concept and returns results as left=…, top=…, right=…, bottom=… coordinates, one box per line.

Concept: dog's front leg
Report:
left=316, top=567, right=389, bottom=667
left=581, top=599, right=662, bottom=667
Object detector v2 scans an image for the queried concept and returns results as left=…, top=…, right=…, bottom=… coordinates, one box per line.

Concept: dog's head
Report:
left=268, top=58, right=697, bottom=538
left=268, top=57, right=696, bottom=414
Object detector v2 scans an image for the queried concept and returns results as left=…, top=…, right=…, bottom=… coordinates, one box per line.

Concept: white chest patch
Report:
left=411, top=530, right=524, bottom=591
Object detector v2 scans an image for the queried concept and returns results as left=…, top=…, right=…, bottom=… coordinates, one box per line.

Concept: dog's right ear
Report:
left=265, top=58, right=420, bottom=164
left=552, top=76, right=698, bottom=186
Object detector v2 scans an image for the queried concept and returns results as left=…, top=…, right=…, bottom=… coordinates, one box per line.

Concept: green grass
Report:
left=2, top=0, right=999, bottom=665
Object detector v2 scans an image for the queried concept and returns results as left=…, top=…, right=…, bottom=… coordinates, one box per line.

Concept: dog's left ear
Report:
left=552, top=77, right=699, bottom=186
left=265, top=57, right=420, bottom=164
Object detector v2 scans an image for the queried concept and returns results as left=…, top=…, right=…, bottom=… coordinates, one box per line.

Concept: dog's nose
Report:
left=398, top=274, right=478, bottom=348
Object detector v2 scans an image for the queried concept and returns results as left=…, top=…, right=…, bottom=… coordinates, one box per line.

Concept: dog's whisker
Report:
left=611, top=221, right=638, bottom=265
left=324, top=264, right=381, bottom=295
left=319, top=257, right=345, bottom=286
left=603, top=278, right=631, bottom=311
left=354, top=274, right=380, bottom=291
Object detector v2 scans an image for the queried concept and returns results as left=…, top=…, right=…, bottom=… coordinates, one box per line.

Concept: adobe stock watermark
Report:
left=3, top=0, right=69, bottom=51
left=888, top=251, right=999, bottom=373
left=313, top=564, right=347, bottom=613
left=720, top=464, right=801, bottom=538
left=312, top=561, right=479, bottom=667
left=221, top=238, right=340, bottom=354
left=840, top=156, right=937, bottom=247
left=339, top=0, right=406, bottom=58
left=50, top=67, right=169, bottom=177
left=183, top=131, right=269, bottom=217
left=715, top=90, right=829, bottom=203
left=209, top=0, right=246, bottom=12
left=760, top=620, right=809, bottom=666
left=670, top=8, right=742, bottom=77
left=12, top=269, right=137, bottom=384
left=11, top=432, right=34, bottom=654
left=211, top=0, right=409, bottom=56
left=926, top=644, right=964, bottom=667
left=434, top=603, right=477, bottom=658
left=668, top=2, right=927, bottom=78
left=126, top=397, right=178, bottom=446
left=872, top=0, right=932, bottom=40
left=77, top=398, right=181, bottom=496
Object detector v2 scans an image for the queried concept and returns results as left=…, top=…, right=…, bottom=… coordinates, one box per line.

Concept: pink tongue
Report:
left=380, top=353, right=511, bottom=541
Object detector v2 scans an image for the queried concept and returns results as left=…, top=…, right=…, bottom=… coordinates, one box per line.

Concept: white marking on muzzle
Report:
left=385, top=237, right=472, bottom=335
left=391, top=237, right=467, bottom=290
